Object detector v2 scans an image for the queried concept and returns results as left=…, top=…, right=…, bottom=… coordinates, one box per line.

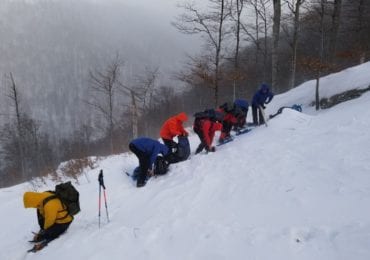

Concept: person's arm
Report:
left=43, top=202, right=58, bottom=230
left=202, top=121, right=212, bottom=148
left=265, top=92, right=274, bottom=104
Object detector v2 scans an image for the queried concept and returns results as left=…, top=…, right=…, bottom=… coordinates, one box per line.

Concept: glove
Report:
left=28, top=240, right=48, bottom=253
left=32, top=230, right=45, bottom=242
left=147, top=168, right=154, bottom=177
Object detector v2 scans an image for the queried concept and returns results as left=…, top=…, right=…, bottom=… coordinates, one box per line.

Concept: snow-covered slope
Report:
left=1, top=62, right=370, bottom=260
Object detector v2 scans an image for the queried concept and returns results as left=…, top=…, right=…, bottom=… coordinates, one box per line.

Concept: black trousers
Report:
left=129, top=143, right=150, bottom=184
left=194, top=128, right=207, bottom=154
left=252, top=105, right=265, bottom=125
left=37, top=210, right=72, bottom=241
left=221, top=121, right=233, bottom=138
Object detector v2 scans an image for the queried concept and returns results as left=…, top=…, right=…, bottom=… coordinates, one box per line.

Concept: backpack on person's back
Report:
left=42, top=181, right=80, bottom=217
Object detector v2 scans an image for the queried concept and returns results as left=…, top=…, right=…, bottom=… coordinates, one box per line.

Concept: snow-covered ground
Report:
left=1, top=62, right=370, bottom=260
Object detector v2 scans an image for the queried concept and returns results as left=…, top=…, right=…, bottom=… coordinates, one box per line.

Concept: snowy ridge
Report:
left=1, top=62, right=370, bottom=260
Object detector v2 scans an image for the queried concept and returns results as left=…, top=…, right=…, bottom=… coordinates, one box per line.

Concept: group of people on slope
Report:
left=21, top=83, right=274, bottom=251
left=129, top=83, right=274, bottom=188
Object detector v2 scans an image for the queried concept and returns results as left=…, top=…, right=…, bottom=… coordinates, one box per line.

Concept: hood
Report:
left=23, top=192, right=44, bottom=208
left=176, top=112, right=188, bottom=122
left=260, top=83, right=270, bottom=92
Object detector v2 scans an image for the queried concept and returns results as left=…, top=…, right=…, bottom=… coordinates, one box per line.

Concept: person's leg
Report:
left=220, top=121, right=232, bottom=142
left=41, top=222, right=71, bottom=242
left=129, top=143, right=150, bottom=187
left=194, top=128, right=205, bottom=154
left=195, top=141, right=206, bottom=154
left=136, top=153, right=150, bottom=187
left=258, top=107, right=264, bottom=125
left=252, top=105, right=258, bottom=125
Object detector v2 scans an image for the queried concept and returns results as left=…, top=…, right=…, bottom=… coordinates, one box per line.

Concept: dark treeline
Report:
left=0, top=0, right=369, bottom=187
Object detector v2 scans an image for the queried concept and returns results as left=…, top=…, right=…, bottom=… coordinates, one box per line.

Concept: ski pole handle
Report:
left=98, top=170, right=106, bottom=189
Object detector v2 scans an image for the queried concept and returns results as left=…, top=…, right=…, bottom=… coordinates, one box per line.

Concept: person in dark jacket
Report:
left=129, top=137, right=169, bottom=187
left=233, top=99, right=249, bottom=130
left=251, top=83, right=274, bottom=125
left=216, top=102, right=237, bottom=143
left=193, top=110, right=223, bottom=154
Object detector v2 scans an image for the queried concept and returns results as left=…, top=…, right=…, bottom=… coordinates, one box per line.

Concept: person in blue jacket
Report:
left=251, top=83, right=274, bottom=125
left=129, top=137, right=169, bottom=187
left=233, top=99, right=249, bottom=129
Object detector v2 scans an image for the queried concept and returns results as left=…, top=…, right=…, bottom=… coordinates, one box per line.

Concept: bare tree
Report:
left=272, top=0, right=282, bottom=91
left=328, top=0, right=342, bottom=64
left=87, top=56, right=122, bottom=153
left=354, top=0, right=368, bottom=63
left=134, top=67, right=160, bottom=136
left=300, top=0, right=328, bottom=110
left=237, top=0, right=270, bottom=81
left=173, top=0, right=231, bottom=106
left=284, top=0, right=306, bottom=88
left=0, top=73, right=52, bottom=184
left=117, top=67, right=160, bottom=139
left=6, top=73, right=26, bottom=179
left=231, top=0, right=244, bottom=69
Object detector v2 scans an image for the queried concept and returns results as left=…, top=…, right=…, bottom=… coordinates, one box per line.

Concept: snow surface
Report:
left=1, top=62, right=370, bottom=260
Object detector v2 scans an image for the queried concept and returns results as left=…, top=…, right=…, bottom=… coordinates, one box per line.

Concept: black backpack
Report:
left=194, top=109, right=215, bottom=120
left=154, top=156, right=170, bottom=176
left=176, top=135, right=190, bottom=161
left=43, top=181, right=80, bottom=216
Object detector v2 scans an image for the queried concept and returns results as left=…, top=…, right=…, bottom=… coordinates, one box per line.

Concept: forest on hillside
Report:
left=0, top=0, right=369, bottom=187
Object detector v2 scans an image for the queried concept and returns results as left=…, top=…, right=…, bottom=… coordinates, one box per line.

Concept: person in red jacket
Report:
left=160, top=112, right=189, bottom=150
left=193, top=110, right=223, bottom=154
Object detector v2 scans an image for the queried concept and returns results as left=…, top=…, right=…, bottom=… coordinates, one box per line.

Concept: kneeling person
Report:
left=23, top=190, right=74, bottom=251
left=129, top=137, right=170, bottom=187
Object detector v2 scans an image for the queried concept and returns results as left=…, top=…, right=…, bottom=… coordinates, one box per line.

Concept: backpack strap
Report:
left=42, top=194, right=70, bottom=221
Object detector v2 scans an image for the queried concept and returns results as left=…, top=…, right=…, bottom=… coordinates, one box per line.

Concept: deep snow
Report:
left=1, top=62, right=370, bottom=260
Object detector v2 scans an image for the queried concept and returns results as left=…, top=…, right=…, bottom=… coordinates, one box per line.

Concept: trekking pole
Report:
left=259, top=105, right=268, bottom=127
left=98, top=170, right=110, bottom=226
left=98, top=172, right=102, bottom=228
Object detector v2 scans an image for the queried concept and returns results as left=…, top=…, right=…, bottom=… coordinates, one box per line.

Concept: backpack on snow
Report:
left=154, top=156, right=170, bottom=176
left=176, top=135, right=190, bottom=161
left=43, top=181, right=80, bottom=216
left=165, top=135, right=191, bottom=164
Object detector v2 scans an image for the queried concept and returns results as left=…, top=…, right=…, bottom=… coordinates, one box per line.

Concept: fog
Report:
left=0, top=0, right=200, bottom=138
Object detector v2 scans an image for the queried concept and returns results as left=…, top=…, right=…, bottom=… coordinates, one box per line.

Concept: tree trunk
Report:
left=272, top=0, right=281, bottom=92
left=316, top=0, right=326, bottom=111
left=254, top=0, right=260, bottom=69
left=357, top=0, right=366, bottom=63
left=315, top=73, right=321, bottom=110
left=130, top=90, right=138, bottom=139
left=214, top=0, right=226, bottom=107
left=9, top=73, right=26, bottom=180
left=328, top=0, right=342, bottom=64
left=290, top=0, right=303, bottom=89
left=234, top=0, right=242, bottom=69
